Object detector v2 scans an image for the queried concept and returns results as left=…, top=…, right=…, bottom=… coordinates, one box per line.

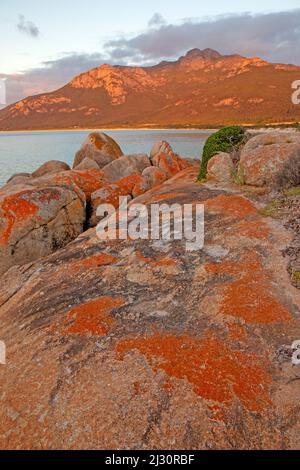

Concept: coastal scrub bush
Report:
left=198, top=126, right=246, bottom=180
left=274, top=151, right=300, bottom=190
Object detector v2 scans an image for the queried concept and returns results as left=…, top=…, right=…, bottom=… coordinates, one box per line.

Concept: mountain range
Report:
left=0, top=48, right=300, bottom=130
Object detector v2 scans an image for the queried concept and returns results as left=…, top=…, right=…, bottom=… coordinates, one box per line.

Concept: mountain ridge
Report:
left=1, top=48, right=300, bottom=130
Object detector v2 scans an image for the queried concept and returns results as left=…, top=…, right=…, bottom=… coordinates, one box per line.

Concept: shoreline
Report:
left=0, top=120, right=299, bottom=134
left=0, top=127, right=217, bottom=134
left=0, top=126, right=299, bottom=134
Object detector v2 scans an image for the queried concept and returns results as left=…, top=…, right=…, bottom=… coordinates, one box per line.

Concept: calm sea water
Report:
left=0, top=129, right=212, bottom=187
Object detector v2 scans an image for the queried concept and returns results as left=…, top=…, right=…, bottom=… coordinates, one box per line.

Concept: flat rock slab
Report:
left=0, top=167, right=300, bottom=449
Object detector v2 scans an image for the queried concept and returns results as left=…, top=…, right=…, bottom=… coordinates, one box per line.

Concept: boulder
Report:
left=238, top=133, right=300, bottom=186
left=207, top=152, right=234, bottom=183
left=6, top=173, right=32, bottom=186
left=6, top=172, right=31, bottom=184
left=152, top=152, right=190, bottom=177
left=150, top=140, right=173, bottom=160
left=102, top=154, right=151, bottom=183
left=75, top=157, right=100, bottom=171
left=73, top=132, right=123, bottom=169
left=91, top=152, right=116, bottom=169
left=151, top=141, right=191, bottom=177
left=32, top=160, right=70, bottom=178
left=89, top=175, right=144, bottom=227
left=132, top=176, right=151, bottom=198
left=4, top=169, right=105, bottom=203
left=36, top=169, right=105, bottom=201
left=142, top=166, right=168, bottom=188
left=0, top=167, right=107, bottom=273
left=0, top=183, right=85, bottom=275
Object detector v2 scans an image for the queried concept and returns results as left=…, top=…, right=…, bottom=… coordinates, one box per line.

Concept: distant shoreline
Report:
left=0, top=122, right=300, bottom=134
left=0, top=124, right=299, bottom=134
left=0, top=127, right=217, bottom=134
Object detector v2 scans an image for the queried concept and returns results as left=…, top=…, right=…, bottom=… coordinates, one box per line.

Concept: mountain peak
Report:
left=184, top=48, right=222, bottom=60
left=1, top=48, right=300, bottom=131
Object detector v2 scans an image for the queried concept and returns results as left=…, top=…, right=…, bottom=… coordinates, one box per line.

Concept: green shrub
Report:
left=198, top=126, right=246, bottom=180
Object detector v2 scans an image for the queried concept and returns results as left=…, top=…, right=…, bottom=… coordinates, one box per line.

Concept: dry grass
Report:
left=274, top=151, right=300, bottom=190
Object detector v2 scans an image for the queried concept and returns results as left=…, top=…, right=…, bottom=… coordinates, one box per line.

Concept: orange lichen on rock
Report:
left=205, top=195, right=258, bottom=219
left=135, top=251, right=177, bottom=268
left=153, top=152, right=190, bottom=178
left=65, top=296, right=125, bottom=335
left=93, top=186, right=126, bottom=209
left=148, top=192, right=187, bottom=203
left=38, top=189, right=61, bottom=203
left=162, top=381, right=174, bottom=393
left=67, top=169, right=105, bottom=199
left=70, top=253, right=118, bottom=273
left=92, top=175, right=144, bottom=212
left=233, top=219, right=270, bottom=240
left=117, top=175, right=144, bottom=193
left=132, top=177, right=149, bottom=198
left=135, top=251, right=155, bottom=264
left=52, top=169, right=105, bottom=199
left=227, top=323, right=247, bottom=342
left=208, top=404, right=226, bottom=422
left=116, top=333, right=272, bottom=412
left=0, top=191, right=39, bottom=244
left=154, top=258, right=177, bottom=267
left=205, top=254, right=291, bottom=324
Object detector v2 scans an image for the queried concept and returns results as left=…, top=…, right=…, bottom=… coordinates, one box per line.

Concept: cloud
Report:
left=2, top=9, right=300, bottom=106
left=17, top=14, right=40, bottom=38
left=104, top=9, right=300, bottom=65
left=148, top=13, right=166, bottom=28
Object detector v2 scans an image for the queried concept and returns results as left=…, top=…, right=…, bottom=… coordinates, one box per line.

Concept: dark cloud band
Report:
left=104, top=9, right=300, bottom=65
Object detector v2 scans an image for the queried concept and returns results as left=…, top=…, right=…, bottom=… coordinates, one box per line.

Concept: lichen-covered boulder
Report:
left=150, top=141, right=191, bottom=177
left=0, top=166, right=108, bottom=273
left=6, top=173, right=31, bottom=184
left=37, top=169, right=105, bottom=201
left=74, top=157, right=100, bottom=171
left=89, top=175, right=144, bottom=227
left=207, top=152, right=234, bottom=183
left=142, top=166, right=168, bottom=188
left=102, top=154, right=151, bottom=183
left=32, top=160, right=70, bottom=178
left=6, top=173, right=32, bottom=186
left=73, top=132, right=123, bottom=169
left=152, top=152, right=190, bottom=177
left=150, top=140, right=173, bottom=159
left=238, top=133, right=300, bottom=186
left=0, top=183, right=85, bottom=275
left=131, top=176, right=150, bottom=198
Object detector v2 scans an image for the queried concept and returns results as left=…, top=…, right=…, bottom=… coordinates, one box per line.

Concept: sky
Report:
left=1, top=0, right=300, bottom=105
